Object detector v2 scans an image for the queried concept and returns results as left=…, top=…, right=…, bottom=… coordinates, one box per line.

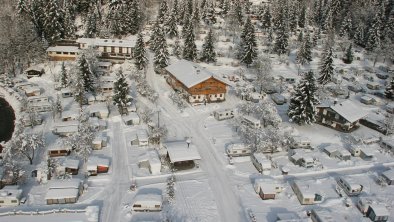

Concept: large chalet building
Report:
left=316, top=100, right=368, bottom=132
left=164, top=60, right=228, bottom=103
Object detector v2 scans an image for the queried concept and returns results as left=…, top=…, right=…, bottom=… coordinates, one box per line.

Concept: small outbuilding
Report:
left=132, top=193, right=162, bottom=212
left=380, top=139, right=394, bottom=152
left=290, top=136, right=312, bottom=149
left=123, top=112, right=141, bottom=125
left=138, top=151, right=161, bottom=175
left=253, top=179, right=283, bottom=200
left=47, top=145, right=71, bottom=157
left=164, top=141, right=201, bottom=170
left=57, top=158, right=80, bottom=175
left=86, top=156, right=110, bottom=176
left=45, top=179, right=83, bottom=205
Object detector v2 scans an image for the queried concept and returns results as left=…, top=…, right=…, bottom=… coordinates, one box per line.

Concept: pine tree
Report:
left=200, top=29, right=217, bottom=63
left=240, top=17, right=258, bottom=66
left=173, top=39, right=182, bottom=59
left=385, top=78, right=394, bottom=100
left=60, top=62, right=68, bottom=88
left=219, top=0, right=230, bottom=15
left=63, top=7, right=76, bottom=39
left=107, top=1, right=124, bottom=36
left=366, top=8, right=383, bottom=51
left=78, top=54, right=95, bottom=92
left=150, top=20, right=162, bottom=52
left=318, top=43, right=334, bottom=85
left=273, top=19, right=289, bottom=55
left=339, top=14, right=352, bottom=39
left=158, top=0, right=169, bottom=24
left=354, top=24, right=366, bottom=47
left=298, top=5, right=306, bottom=28
left=296, top=31, right=312, bottom=65
left=165, top=10, right=178, bottom=38
left=203, top=2, right=216, bottom=25
left=74, top=70, right=85, bottom=107
left=43, top=0, right=65, bottom=42
left=154, top=29, right=169, bottom=73
left=126, top=0, right=142, bottom=35
left=192, top=1, right=200, bottom=26
left=234, top=1, right=244, bottom=25
left=85, top=10, right=98, bottom=38
left=182, top=21, right=197, bottom=61
left=113, top=68, right=132, bottom=115
left=133, top=33, right=148, bottom=70
left=297, top=31, right=304, bottom=43
left=343, top=44, right=353, bottom=64
left=288, top=71, right=319, bottom=125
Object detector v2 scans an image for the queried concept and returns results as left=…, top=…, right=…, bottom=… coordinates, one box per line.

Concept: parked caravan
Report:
left=132, top=194, right=162, bottom=212
left=242, top=115, right=261, bottom=129
left=290, top=137, right=312, bottom=149
left=271, top=93, right=286, bottom=105
left=0, top=186, right=22, bottom=207
left=337, top=177, right=363, bottom=196
left=214, top=109, right=234, bottom=121
left=225, top=143, right=251, bottom=157
left=251, top=153, right=271, bottom=174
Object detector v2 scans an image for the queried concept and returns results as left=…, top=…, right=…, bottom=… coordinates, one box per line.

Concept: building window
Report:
left=119, top=47, right=123, bottom=54
left=11, top=200, right=17, bottom=203
left=70, top=52, right=75, bottom=55
left=56, top=52, right=61, bottom=54
left=104, top=47, right=107, bottom=53
left=111, top=47, right=115, bottom=53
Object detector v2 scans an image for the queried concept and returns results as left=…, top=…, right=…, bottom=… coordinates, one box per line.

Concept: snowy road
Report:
left=145, top=55, right=247, bottom=222
left=101, top=120, right=130, bottom=222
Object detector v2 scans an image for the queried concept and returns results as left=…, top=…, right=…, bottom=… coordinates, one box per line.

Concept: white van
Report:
left=226, top=143, right=251, bottom=157
left=242, top=116, right=261, bottom=129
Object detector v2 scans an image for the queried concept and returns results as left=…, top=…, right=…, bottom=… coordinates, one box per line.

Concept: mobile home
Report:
left=137, top=151, right=161, bottom=175
left=242, top=115, right=261, bottom=129
left=337, top=177, right=363, bottom=196
left=381, top=169, right=394, bottom=185
left=213, top=109, right=234, bottom=121
left=251, top=152, right=271, bottom=174
left=271, top=93, right=286, bottom=105
left=132, top=194, right=162, bottom=212
left=291, top=181, right=323, bottom=205
left=290, top=136, right=312, bottom=149
left=226, top=143, right=251, bottom=157
left=253, top=179, right=283, bottom=200
left=0, top=186, right=22, bottom=207
left=310, top=208, right=336, bottom=222
left=123, top=112, right=140, bottom=125
left=87, top=156, right=110, bottom=176
left=27, top=95, right=49, bottom=104
left=366, top=205, right=389, bottom=222
left=61, top=88, right=73, bottom=98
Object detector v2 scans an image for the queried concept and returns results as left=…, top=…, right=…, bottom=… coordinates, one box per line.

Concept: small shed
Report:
left=253, top=179, right=283, bottom=200
left=357, top=197, right=374, bottom=215
left=366, top=205, right=389, bottom=222
left=0, top=186, right=22, bottom=207
left=47, top=145, right=71, bottom=157
left=123, top=112, right=140, bottom=125
left=45, top=188, right=79, bottom=205
left=27, top=95, right=49, bottom=104
left=61, top=109, right=79, bottom=122
left=360, top=95, right=375, bottom=105
left=381, top=169, right=394, bottom=185
left=360, top=148, right=374, bottom=160
left=380, top=139, right=394, bottom=152
left=323, top=145, right=351, bottom=161
left=86, top=157, right=110, bottom=176
left=366, top=82, right=381, bottom=90
left=92, top=133, right=108, bottom=150
left=310, top=208, right=336, bottom=222
left=25, top=66, right=44, bottom=78
left=164, top=141, right=201, bottom=170
left=349, top=145, right=361, bottom=157
left=276, top=212, right=303, bottom=222
left=138, top=151, right=161, bottom=175
left=132, top=193, right=163, bottom=212
left=88, top=103, right=109, bottom=119
left=57, top=158, right=80, bottom=175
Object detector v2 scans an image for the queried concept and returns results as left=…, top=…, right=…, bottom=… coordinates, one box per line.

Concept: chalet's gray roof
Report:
left=77, top=37, right=136, bottom=48
left=46, top=46, right=80, bottom=53
left=330, top=100, right=368, bottom=123
left=165, top=60, right=226, bottom=88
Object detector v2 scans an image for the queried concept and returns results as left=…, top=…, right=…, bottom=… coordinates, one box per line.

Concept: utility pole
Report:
left=157, top=108, right=161, bottom=128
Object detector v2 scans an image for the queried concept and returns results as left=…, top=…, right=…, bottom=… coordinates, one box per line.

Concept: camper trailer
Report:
left=271, top=93, right=286, bottom=105
left=132, top=194, right=162, bottom=212
left=290, top=137, right=312, bottom=149
left=242, top=115, right=261, bottom=129
left=213, top=109, right=234, bottom=121
left=337, top=177, right=363, bottom=196
left=225, top=143, right=251, bottom=157
left=251, top=153, right=271, bottom=174
left=0, top=186, right=22, bottom=207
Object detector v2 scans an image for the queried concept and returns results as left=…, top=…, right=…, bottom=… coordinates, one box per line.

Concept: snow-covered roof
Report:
left=133, top=194, right=162, bottom=205
left=48, top=178, right=82, bottom=189
left=165, top=60, right=226, bottom=88
left=253, top=153, right=271, bottom=168
left=77, top=37, right=136, bottom=47
left=97, top=61, right=112, bottom=67
left=53, top=125, right=78, bottom=134
left=311, top=209, right=335, bottom=222
left=61, top=158, right=80, bottom=169
left=123, top=112, right=140, bottom=122
left=29, top=101, right=51, bottom=107
left=382, top=169, right=394, bottom=180
left=61, top=109, right=80, bottom=119
left=45, top=188, right=79, bottom=199
left=164, top=141, right=202, bottom=163
left=137, top=129, right=149, bottom=141
left=24, top=85, right=41, bottom=94
left=60, top=87, right=72, bottom=93
left=88, top=103, right=108, bottom=113
left=227, top=143, right=248, bottom=151
left=276, top=212, right=301, bottom=221
left=360, top=147, right=375, bottom=156
left=330, top=100, right=368, bottom=123
left=369, top=204, right=389, bottom=216
left=338, top=177, right=362, bottom=190
left=87, top=156, right=110, bottom=168
left=46, top=46, right=80, bottom=53
left=254, top=179, right=279, bottom=194
left=0, top=188, right=22, bottom=200
left=293, top=180, right=321, bottom=199
left=27, top=95, right=48, bottom=101
left=324, top=145, right=338, bottom=154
